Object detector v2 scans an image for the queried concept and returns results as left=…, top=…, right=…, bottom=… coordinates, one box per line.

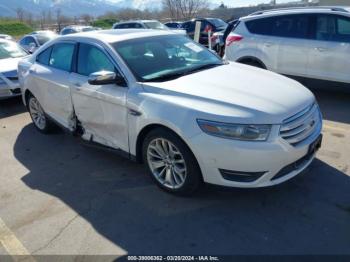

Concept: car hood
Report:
left=141, top=63, right=315, bottom=124
left=0, top=57, right=23, bottom=74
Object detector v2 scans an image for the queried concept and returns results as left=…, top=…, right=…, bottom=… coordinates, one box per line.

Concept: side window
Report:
left=271, top=15, right=309, bottom=38
left=19, top=37, right=27, bottom=45
left=27, top=37, right=36, bottom=45
left=182, top=22, right=195, bottom=32
left=316, top=15, right=350, bottom=43
left=200, top=21, right=209, bottom=31
left=77, top=43, right=115, bottom=76
left=126, top=23, right=142, bottom=29
left=49, top=43, right=75, bottom=71
left=246, top=15, right=310, bottom=39
left=36, top=46, right=52, bottom=65
left=246, top=18, right=272, bottom=35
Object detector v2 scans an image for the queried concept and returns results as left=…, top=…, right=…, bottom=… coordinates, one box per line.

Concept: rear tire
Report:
left=142, top=128, right=202, bottom=196
left=27, top=94, right=55, bottom=134
left=240, top=59, right=265, bottom=69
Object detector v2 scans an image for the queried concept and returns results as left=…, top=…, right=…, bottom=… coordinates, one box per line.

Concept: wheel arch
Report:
left=24, top=89, right=34, bottom=106
left=236, top=56, right=267, bottom=69
left=135, top=123, right=196, bottom=166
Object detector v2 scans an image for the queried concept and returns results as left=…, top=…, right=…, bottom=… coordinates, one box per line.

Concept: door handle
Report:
left=29, top=68, right=36, bottom=73
left=264, top=43, right=273, bottom=47
left=315, top=47, right=328, bottom=52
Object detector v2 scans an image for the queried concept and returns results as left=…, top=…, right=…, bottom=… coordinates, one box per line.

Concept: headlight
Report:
left=197, top=119, right=271, bottom=141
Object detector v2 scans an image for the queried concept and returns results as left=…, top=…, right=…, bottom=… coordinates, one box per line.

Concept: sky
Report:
left=210, top=0, right=300, bottom=7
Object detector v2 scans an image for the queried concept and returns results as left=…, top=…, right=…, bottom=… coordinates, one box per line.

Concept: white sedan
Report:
left=18, top=29, right=322, bottom=195
left=0, top=39, right=28, bottom=99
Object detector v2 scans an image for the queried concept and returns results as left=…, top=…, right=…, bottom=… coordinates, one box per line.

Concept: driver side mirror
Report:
left=88, top=71, right=127, bottom=86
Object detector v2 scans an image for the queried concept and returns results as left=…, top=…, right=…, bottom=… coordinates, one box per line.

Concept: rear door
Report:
left=69, top=42, right=129, bottom=151
left=245, top=17, right=281, bottom=71
left=31, top=42, right=76, bottom=127
left=273, top=14, right=312, bottom=77
left=307, top=14, right=350, bottom=83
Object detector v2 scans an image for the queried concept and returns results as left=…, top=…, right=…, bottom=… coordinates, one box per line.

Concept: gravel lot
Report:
left=0, top=87, right=349, bottom=259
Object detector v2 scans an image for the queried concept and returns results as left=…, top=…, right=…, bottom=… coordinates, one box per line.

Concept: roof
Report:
left=63, top=25, right=93, bottom=29
left=60, top=29, right=175, bottom=43
left=243, top=6, right=350, bottom=20
left=114, top=20, right=158, bottom=24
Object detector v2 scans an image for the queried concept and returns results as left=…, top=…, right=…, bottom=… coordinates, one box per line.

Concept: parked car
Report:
left=60, top=26, right=96, bottom=35
left=164, top=21, right=183, bottom=29
left=225, top=6, right=350, bottom=86
left=30, top=30, right=57, bottom=36
left=182, top=18, right=228, bottom=52
left=213, top=19, right=240, bottom=57
left=18, top=30, right=322, bottom=195
left=0, top=34, right=13, bottom=40
left=112, top=20, right=187, bottom=35
left=0, top=39, right=28, bottom=99
left=19, top=32, right=57, bottom=53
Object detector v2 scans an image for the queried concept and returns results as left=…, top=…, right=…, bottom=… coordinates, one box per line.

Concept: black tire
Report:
left=27, top=94, right=55, bottom=134
left=240, top=60, right=265, bottom=69
left=142, top=128, right=202, bottom=196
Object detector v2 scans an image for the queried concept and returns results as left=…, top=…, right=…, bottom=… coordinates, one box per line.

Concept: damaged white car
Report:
left=18, top=30, right=322, bottom=195
left=0, top=39, right=28, bottom=99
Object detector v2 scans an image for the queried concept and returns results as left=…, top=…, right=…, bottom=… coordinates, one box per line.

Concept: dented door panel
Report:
left=69, top=73, right=129, bottom=152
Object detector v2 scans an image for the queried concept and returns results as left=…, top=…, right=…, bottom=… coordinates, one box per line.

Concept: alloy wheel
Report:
left=147, top=138, right=187, bottom=189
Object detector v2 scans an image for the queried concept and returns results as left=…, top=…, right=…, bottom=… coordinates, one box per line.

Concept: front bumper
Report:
left=189, top=124, right=322, bottom=188
left=0, top=73, right=21, bottom=99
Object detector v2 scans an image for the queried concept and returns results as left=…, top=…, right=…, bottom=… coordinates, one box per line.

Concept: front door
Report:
left=307, top=14, right=350, bottom=83
left=69, top=43, right=129, bottom=152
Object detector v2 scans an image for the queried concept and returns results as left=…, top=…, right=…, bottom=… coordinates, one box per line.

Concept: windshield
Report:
left=0, top=41, right=27, bottom=59
left=207, top=18, right=227, bottom=28
left=144, top=21, right=169, bottom=30
left=113, top=35, right=223, bottom=82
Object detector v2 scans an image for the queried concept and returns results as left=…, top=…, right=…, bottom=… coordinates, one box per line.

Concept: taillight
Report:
left=226, top=34, right=243, bottom=47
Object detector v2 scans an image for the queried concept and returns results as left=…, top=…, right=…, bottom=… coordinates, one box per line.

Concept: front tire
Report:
left=142, top=128, right=202, bottom=196
left=27, top=95, right=54, bottom=133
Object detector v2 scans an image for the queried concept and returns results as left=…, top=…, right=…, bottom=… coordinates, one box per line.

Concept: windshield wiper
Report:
left=143, top=63, right=225, bottom=83
left=185, top=63, right=224, bottom=75
left=143, top=71, right=188, bottom=82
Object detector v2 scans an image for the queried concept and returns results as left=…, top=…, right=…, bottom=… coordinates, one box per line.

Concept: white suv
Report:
left=225, top=7, right=350, bottom=86
left=18, top=30, right=322, bottom=195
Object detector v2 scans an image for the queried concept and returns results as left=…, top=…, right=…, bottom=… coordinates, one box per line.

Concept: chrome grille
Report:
left=280, top=103, right=320, bottom=146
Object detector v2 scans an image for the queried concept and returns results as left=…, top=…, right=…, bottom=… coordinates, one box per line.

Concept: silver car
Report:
left=19, top=32, right=57, bottom=54
left=18, top=30, right=321, bottom=195
left=0, top=39, right=28, bottom=99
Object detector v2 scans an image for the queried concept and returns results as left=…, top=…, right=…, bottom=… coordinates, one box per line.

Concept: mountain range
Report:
left=0, top=0, right=166, bottom=17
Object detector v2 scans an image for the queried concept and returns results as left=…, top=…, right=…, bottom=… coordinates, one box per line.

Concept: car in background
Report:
left=165, top=21, right=183, bottom=29
left=0, top=39, right=28, bottom=99
left=19, top=32, right=57, bottom=53
left=0, top=34, right=14, bottom=41
left=112, top=20, right=186, bottom=35
left=225, top=6, right=350, bottom=86
left=19, top=30, right=322, bottom=195
left=60, top=26, right=96, bottom=35
left=30, top=30, right=57, bottom=36
left=182, top=18, right=228, bottom=51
